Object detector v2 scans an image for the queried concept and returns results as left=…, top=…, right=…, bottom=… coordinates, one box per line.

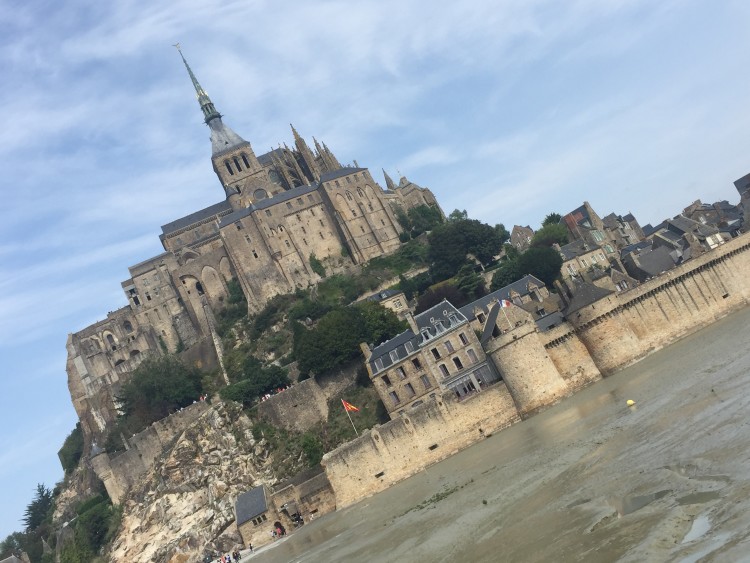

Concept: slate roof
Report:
left=366, top=289, right=402, bottom=303
left=368, top=300, right=468, bottom=373
left=536, top=311, right=565, bottom=332
left=161, top=201, right=233, bottom=235
left=558, top=239, right=590, bottom=260
left=319, top=167, right=366, bottom=183
left=620, top=240, right=651, bottom=258
left=563, top=282, right=614, bottom=315
left=459, top=275, right=545, bottom=320
left=235, top=486, right=268, bottom=526
left=256, top=147, right=287, bottom=166
left=217, top=184, right=319, bottom=228
left=1, top=556, right=23, bottom=563
left=635, top=246, right=677, bottom=277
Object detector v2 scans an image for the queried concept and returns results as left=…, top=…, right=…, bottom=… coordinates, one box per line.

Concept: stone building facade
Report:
left=66, top=49, right=441, bottom=448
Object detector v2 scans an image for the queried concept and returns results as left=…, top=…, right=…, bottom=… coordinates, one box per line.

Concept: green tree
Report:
left=58, top=423, right=84, bottom=474
left=516, top=246, right=563, bottom=287
left=530, top=223, right=569, bottom=248
left=293, top=303, right=405, bottom=377
left=116, top=356, right=204, bottom=433
left=427, top=219, right=503, bottom=280
left=490, top=259, right=522, bottom=290
left=219, top=365, right=290, bottom=406
left=494, top=223, right=510, bottom=245
left=406, top=205, right=443, bottom=236
left=455, top=265, right=487, bottom=299
left=415, top=284, right=471, bottom=313
left=542, top=212, right=562, bottom=227
left=447, top=209, right=468, bottom=221
left=23, top=484, right=53, bottom=532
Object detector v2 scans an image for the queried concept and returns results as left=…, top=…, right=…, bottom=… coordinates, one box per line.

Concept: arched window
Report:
left=123, top=320, right=133, bottom=333
left=225, top=161, right=234, bottom=176
left=195, top=282, right=205, bottom=295
left=234, top=157, right=242, bottom=171
left=357, top=188, right=364, bottom=198
left=346, top=191, right=353, bottom=201
left=241, top=153, right=250, bottom=168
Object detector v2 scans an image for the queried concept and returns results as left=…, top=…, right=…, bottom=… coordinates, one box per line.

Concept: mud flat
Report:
left=250, top=305, right=750, bottom=562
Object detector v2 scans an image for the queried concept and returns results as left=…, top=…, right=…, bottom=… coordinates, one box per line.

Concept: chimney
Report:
left=404, top=312, right=419, bottom=334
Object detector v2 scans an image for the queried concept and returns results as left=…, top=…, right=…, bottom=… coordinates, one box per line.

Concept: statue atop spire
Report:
left=175, top=44, right=221, bottom=125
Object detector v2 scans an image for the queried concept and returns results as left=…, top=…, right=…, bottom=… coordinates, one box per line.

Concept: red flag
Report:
left=498, top=298, right=512, bottom=308
left=341, top=399, right=359, bottom=412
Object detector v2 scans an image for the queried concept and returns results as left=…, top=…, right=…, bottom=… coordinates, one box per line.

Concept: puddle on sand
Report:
left=677, top=491, right=721, bottom=505
left=682, top=514, right=711, bottom=544
left=612, top=489, right=671, bottom=516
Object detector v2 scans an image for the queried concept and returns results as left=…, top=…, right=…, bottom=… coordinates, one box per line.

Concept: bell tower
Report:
left=176, top=45, right=266, bottom=206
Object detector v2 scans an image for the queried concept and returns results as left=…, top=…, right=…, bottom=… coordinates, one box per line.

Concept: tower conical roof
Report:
left=175, top=45, right=249, bottom=156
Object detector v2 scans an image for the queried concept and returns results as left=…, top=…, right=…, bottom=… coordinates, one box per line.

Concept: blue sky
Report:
left=2, top=0, right=749, bottom=540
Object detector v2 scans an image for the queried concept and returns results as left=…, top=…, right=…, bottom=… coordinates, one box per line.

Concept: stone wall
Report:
left=91, top=401, right=211, bottom=504
left=255, top=379, right=328, bottom=433
left=322, top=384, right=520, bottom=508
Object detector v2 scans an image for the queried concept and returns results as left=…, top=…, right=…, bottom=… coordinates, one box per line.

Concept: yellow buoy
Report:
left=626, top=399, right=636, bottom=406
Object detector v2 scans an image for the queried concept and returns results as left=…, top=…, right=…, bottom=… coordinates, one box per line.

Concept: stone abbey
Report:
left=65, top=49, right=440, bottom=448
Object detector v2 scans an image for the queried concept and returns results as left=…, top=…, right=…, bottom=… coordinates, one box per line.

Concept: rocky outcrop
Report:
left=108, top=402, right=276, bottom=562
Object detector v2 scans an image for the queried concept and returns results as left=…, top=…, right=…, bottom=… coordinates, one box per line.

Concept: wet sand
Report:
left=248, top=306, right=750, bottom=562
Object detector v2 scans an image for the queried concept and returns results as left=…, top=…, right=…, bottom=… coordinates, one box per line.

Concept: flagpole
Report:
left=498, top=299, right=512, bottom=332
left=342, top=399, right=359, bottom=437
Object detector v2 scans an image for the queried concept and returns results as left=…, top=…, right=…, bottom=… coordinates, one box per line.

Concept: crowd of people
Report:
left=259, top=385, right=292, bottom=402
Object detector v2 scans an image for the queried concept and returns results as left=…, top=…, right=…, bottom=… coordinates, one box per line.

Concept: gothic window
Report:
left=357, top=188, right=364, bottom=197
left=346, top=191, right=353, bottom=201
left=224, top=161, right=234, bottom=175
left=242, top=153, right=250, bottom=168
left=453, top=357, right=464, bottom=370
left=123, top=320, right=133, bottom=333
left=195, top=282, right=204, bottom=295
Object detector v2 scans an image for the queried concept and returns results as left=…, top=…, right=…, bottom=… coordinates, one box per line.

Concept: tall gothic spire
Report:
left=175, top=44, right=221, bottom=124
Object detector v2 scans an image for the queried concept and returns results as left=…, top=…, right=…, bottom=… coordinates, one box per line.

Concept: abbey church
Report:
left=66, top=50, right=441, bottom=447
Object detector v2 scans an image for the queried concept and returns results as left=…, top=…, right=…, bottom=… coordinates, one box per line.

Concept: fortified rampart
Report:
left=323, top=233, right=750, bottom=509
left=322, top=383, right=520, bottom=507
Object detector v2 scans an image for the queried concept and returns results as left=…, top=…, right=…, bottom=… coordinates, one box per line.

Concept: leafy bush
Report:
left=58, top=423, right=84, bottom=474
left=309, top=254, right=326, bottom=278
left=219, top=365, right=290, bottom=406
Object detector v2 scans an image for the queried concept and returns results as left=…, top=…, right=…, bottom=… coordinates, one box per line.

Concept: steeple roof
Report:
left=175, top=45, right=249, bottom=156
